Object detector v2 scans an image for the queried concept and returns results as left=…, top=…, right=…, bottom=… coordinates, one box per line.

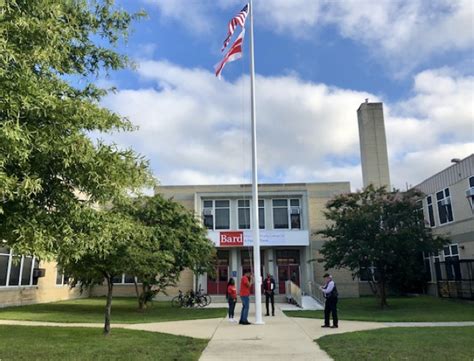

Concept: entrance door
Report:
left=276, top=250, right=301, bottom=294
left=207, top=250, right=229, bottom=295
left=277, top=265, right=300, bottom=293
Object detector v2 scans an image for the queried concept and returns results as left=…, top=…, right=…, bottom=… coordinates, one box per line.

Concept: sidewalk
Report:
left=199, top=303, right=332, bottom=361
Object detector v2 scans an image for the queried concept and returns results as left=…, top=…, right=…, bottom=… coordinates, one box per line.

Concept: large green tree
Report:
left=318, top=185, right=448, bottom=308
left=122, top=194, right=216, bottom=310
left=0, top=0, right=152, bottom=258
left=57, top=207, right=146, bottom=335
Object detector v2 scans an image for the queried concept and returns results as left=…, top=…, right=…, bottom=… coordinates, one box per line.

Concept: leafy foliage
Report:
left=0, top=0, right=152, bottom=258
left=318, top=185, right=448, bottom=307
left=120, top=194, right=216, bottom=309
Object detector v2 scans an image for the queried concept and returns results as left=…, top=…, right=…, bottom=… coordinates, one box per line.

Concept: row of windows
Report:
left=0, top=247, right=39, bottom=287
left=424, top=187, right=454, bottom=227
left=202, top=198, right=302, bottom=230
left=423, top=176, right=474, bottom=228
left=423, top=244, right=460, bottom=282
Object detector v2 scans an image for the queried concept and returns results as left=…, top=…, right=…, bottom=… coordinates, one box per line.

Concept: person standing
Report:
left=320, top=273, right=338, bottom=328
left=226, top=278, right=237, bottom=322
left=263, top=273, right=276, bottom=316
left=239, top=270, right=252, bottom=325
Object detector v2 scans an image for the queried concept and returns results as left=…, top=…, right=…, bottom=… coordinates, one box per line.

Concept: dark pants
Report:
left=228, top=298, right=236, bottom=318
left=324, top=297, right=338, bottom=326
left=265, top=292, right=274, bottom=315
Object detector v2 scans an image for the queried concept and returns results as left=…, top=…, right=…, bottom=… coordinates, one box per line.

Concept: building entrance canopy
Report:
left=207, top=230, right=309, bottom=247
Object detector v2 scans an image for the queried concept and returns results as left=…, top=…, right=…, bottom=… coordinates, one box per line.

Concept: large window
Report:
left=273, top=199, right=289, bottom=229
left=443, top=244, right=461, bottom=280
left=238, top=199, right=265, bottom=229
left=112, top=274, right=136, bottom=284
left=0, top=247, right=38, bottom=287
left=426, top=196, right=435, bottom=227
left=272, top=198, right=302, bottom=229
left=238, top=200, right=250, bottom=229
left=258, top=199, right=265, bottom=229
left=436, top=188, right=453, bottom=224
left=202, top=200, right=230, bottom=230
left=215, top=200, right=230, bottom=229
left=56, top=267, right=70, bottom=286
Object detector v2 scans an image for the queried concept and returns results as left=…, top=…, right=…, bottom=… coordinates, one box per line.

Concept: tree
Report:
left=122, top=194, right=215, bottom=310
left=318, top=185, right=448, bottom=308
left=57, top=207, right=146, bottom=335
left=0, top=0, right=152, bottom=259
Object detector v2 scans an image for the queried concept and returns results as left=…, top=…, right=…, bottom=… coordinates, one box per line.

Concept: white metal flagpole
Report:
left=248, top=0, right=263, bottom=325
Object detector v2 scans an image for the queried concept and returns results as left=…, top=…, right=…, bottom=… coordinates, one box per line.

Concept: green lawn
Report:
left=317, top=326, right=474, bottom=361
left=284, top=296, right=474, bottom=322
left=0, top=325, right=207, bottom=361
left=0, top=298, right=226, bottom=324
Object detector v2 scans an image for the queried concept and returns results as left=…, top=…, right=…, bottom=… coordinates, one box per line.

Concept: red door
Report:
left=207, top=265, right=229, bottom=294
left=278, top=265, right=300, bottom=294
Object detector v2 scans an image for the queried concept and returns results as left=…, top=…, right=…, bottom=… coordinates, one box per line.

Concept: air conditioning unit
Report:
left=32, top=268, right=46, bottom=278
left=290, top=206, right=301, bottom=215
left=202, top=208, right=213, bottom=216
left=465, top=187, right=474, bottom=197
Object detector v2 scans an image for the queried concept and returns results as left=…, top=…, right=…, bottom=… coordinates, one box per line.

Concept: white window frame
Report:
left=436, top=188, right=454, bottom=225
left=238, top=199, right=251, bottom=229
left=426, top=196, right=436, bottom=227
left=112, top=274, right=137, bottom=285
left=0, top=248, right=37, bottom=288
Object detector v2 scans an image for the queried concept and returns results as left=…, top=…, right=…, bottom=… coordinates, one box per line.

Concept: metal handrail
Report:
left=285, top=280, right=303, bottom=307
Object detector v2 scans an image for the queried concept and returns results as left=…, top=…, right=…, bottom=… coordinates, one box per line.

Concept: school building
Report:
left=8, top=101, right=467, bottom=306
left=415, top=154, right=474, bottom=299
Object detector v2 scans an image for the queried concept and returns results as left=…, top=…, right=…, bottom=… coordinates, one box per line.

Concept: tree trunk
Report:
left=104, top=275, right=114, bottom=335
left=138, top=283, right=147, bottom=311
left=378, top=279, right=388, bottom=309
left=133, top=278, right=141, bottom=309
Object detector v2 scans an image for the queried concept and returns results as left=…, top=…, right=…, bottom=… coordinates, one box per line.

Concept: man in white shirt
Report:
left=320, top=273, right=338, bottom=328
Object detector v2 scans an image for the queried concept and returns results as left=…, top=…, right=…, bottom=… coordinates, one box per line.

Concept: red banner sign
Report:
left=219, top=231, right=244, bottom=247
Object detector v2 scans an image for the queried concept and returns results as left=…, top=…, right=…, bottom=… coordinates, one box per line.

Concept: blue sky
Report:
left=99, top=0, right=474, bottom=190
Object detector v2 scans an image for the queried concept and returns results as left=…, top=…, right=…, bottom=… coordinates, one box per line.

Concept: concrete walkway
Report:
left=1, top=304, right=474, bottom=361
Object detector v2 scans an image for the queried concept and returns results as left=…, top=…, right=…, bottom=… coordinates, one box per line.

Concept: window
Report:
left=238, top=199, right=265, bottom=229
left=203, top=200, right=230, bottom=230
left=56, top=266, right=70, bottom=286
left=436, top=188, right=453, bottom=224
left=272, top=198, right=302, bottom=229
left=238, top=200, right=250, bottom=229
left=258, top=199, right=265, bottom=229
left=112, top=274, right=136, bottom=284
left=423, top=253, right=432, bottom=282
left=215, top=200, right=230, bottom=229
left=426, top=196, right=435, bottom=227
left=443, top=244, right=461, bottom=280
left=290, top=199, right=301, bottom=229
left=0, top=247, right=37, bottom=287
left=203, top=200, right=213, bottom=230
left=273, top=199, right=289, bottom=229
left=433, top=251, right=442, bottom=281
left=470, top=176, right=474, bottom=188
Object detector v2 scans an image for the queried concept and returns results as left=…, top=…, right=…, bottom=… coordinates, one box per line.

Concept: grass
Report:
left=0, top=325, right=207, bottom=361
left=284, top=296, right=474, bottom=322
left=0, top=297, right=227, bottom=324
left=317, top=326, right=474, bottom=361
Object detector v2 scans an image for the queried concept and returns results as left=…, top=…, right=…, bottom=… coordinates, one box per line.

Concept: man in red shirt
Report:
left=239, top=270, right=252, bottom=325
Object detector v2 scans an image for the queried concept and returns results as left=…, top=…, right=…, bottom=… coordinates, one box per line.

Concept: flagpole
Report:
left=248, top=0, right=263, bottom=325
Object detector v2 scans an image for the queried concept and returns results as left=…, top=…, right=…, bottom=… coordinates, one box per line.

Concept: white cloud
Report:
left=101, top=61, right=473, bottom=191
left=144, top=0, right=474, bottom=75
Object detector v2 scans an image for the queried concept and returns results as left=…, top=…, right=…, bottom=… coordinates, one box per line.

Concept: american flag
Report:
left=222, top=4, right=249, bottom=52
left=215, top=29, right=245, bottom=79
